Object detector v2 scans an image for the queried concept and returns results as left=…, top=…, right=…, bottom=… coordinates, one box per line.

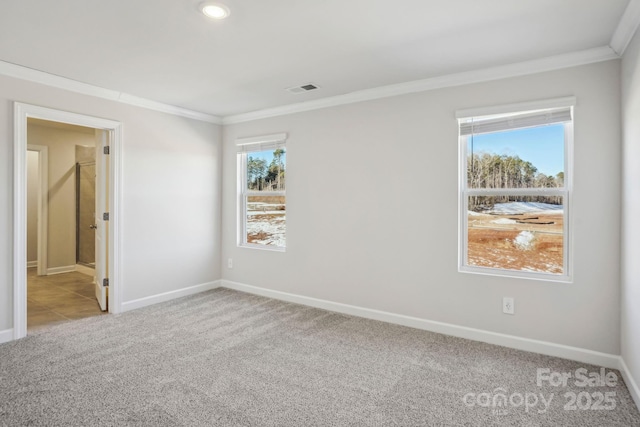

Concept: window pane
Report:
left=467, top=124, right=564, bottom=189
left=246, top=148, right=286, bottom=191
left=467, top=196, right=563, bottom=274
left=246, top=195, right=286, bottom=247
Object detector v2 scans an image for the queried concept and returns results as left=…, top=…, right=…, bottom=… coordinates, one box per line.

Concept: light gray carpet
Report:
left=0, top=288, right=638, bottom=426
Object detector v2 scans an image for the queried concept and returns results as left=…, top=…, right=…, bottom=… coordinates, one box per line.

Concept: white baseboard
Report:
left=75, top=264, right=95, bottom=276
left=221, top=280, right=621, bottom=369
left=0, top=328, right=14, bottom=344
left=47, top=265, right=76, bottom=275
left=26, top=261, right=37, bottom=268
left=121, top=280, right=222, bottom=312
left=619, top=357, right=640, bottom=411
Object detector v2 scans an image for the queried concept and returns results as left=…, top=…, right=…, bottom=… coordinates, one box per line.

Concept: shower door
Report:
left=76, top=162, right=96, bottom=267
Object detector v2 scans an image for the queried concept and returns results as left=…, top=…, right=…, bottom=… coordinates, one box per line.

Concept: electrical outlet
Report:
left=503, top=297, right=514, bottom=315
left=227, top=258, right=233, bottom=269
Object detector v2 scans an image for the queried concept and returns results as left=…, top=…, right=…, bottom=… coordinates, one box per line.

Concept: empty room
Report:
left=1, top=1, right=639, bottom=425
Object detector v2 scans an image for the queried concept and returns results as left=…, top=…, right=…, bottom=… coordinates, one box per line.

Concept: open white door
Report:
left=94, top=129, right=109, bottom=311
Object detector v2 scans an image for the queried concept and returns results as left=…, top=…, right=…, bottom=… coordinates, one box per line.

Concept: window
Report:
left=237, top=133, right=287, bottom=250
left=457, top=98, right=573, bottom=281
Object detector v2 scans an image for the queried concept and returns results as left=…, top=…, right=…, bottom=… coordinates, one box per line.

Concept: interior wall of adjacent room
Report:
left=26, top=121, right=94, bottom=270
left=221, top=60, right=621, bottom=355
left=621, top=26, right=640, bottom=400
left=0, top=74, right=223, bottom=332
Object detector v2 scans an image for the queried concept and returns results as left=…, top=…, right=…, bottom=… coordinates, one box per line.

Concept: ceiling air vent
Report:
left=286, top=83, right=320, bottom=94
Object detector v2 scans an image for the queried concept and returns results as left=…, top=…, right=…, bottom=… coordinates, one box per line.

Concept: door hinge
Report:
left=104, top=146, right=110, bottom=155
left=103, top=278, right=109, bottom=287
left=103, top=212, right=109, bottom=221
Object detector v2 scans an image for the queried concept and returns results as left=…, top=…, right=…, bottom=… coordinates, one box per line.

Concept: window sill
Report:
left=238, top=243, right=286, bottom=253
left=459, top=265, right=572, bottom=284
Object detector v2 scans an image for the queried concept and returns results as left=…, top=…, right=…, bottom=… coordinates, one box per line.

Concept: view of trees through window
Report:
left=465, top=123, right=566, bottom=275
left=247, top=148, right=286, bottom=191
left=244, top=148, right=286, bottom=247
left=467, top=152, right=564, bottom=210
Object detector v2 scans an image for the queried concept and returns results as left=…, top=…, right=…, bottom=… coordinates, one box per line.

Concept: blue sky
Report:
left=469, top=124, right=564, bottom=176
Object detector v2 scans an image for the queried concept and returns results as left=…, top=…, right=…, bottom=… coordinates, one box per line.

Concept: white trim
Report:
left=14, top=102, right=124, bottom=340
left=221, top=280, right=620, bottom=369
left=121, top=280, right=222, bottom=312
left=465, top=188, right=566, bottom=197
left=116, top=93, right=221, bottom=124
left=239, top=242, right=287, bottom=253
left=457, top=101, right=573, bottom=283
left=223, top=47, right=616, bottom=125
left=564, top=120, right=575, bottom=280
left=237, top=143, right=287, bottom=251
left=0, top=46, right=619, bottom=126
left=459, top=266, right=571, bottom=284
left=109, top=124, right=124, bottom=315
left=620, top=357, right=640, bottom=411
left=75, top=264, right=95, bottom=276
left=455, top=96, right=576, bottom=120
left=0, top=329, right=14, bottom=344
left=26, top=261, right=37, bottom=268
left=27, top=144, right=48, bottom=276
left=46, top=265, right=76, bottom=275
left=235, top=133, right=287, bottom=146
left=19, top=103, right=120, bottom=130
left=610, top=0, right=640, bottom=55
left=14, top=106, right=28, bottom=339
left=0, top=60, right=221, bottom=124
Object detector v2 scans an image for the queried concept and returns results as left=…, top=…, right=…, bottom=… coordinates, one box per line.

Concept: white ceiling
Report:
left=0, top=0, right=634, bottom=120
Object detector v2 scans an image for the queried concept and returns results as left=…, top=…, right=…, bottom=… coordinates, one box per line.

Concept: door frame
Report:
left=13, top=102, right=123, bottom=339
left=26, top=144, right=48, bottom=276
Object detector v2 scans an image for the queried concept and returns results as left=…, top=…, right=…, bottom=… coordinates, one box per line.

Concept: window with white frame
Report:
left=237, top=133, right=287, bottom=250
left=457, top=98, right=573, bottom=281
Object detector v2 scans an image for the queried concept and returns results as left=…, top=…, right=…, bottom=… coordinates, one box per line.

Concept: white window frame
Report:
left=456, top=97, right=575, bottom=282
left=236, top=133, right=287, bottom=251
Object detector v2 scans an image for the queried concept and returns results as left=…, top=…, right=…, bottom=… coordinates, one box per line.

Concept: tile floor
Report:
left=27, top=268, right=106, bottom=331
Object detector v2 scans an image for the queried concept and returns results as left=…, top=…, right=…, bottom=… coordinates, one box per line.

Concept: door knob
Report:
left=89, top=224, right=97, bottom=229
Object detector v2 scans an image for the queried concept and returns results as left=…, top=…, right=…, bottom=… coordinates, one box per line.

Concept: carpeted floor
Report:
left=0, top=288, right=638, bottom=426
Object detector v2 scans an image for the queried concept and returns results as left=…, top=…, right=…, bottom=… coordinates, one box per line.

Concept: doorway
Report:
left=25, top=121, right=105, bottom=330
left=13, top=103, right=122, bottom=340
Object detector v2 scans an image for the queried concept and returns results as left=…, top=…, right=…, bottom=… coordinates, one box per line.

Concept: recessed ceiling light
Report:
left=201, top=3, right=230, bottom=19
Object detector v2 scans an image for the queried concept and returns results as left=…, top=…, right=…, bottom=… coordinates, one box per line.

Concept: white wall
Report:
left=0, top=74, right=222, bottom=332
left=27, top=122, right=95, bottom=270
left=26, top=151, right=38, bottom=264
left=621, top=28, right=640, bottom=398
left=222, top=60, right=621, bottom=354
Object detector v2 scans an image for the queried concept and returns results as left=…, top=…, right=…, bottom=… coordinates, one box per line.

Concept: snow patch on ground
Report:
left=514, top=231, right=535, bottom=250
left=487, top=202, right=563, bottom=215
left=247, top=214, right=286, bottom=246
left=492, top=218, right=516, bottom=225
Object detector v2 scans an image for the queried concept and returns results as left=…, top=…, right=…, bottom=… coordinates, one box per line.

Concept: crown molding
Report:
left=222, top=46, right=619, bottom=125
left=0, top=43, right=622, bottom=127
left=610, top=0, right=640, bottom=55
left=0, top=60, right=222, bottom=124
